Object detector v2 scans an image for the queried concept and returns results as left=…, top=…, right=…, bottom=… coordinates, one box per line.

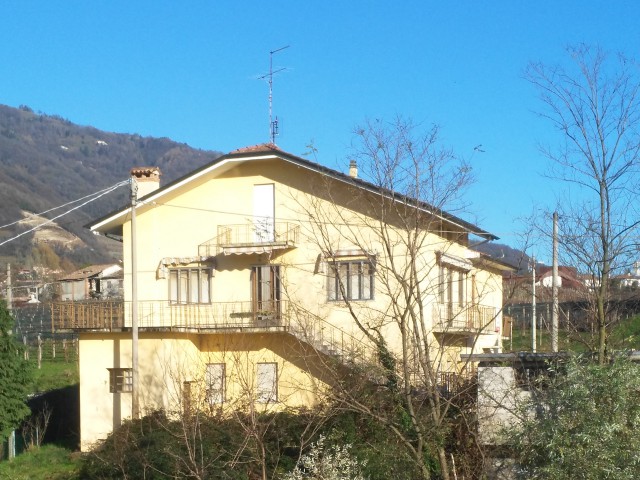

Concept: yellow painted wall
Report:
left=79, top=330, right=328, bottom=450
left=81, top=154, right=507, bottom=448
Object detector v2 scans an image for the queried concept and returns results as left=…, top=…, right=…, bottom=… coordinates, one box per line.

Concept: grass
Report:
left=30, top=360, right=79, bottom=393
left=0, top=445, right=81, bottom=480
left=507, top=315, right=640, bottom=353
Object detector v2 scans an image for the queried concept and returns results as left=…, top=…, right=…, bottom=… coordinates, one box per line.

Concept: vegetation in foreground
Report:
left=508, top=357, right=640, bottom=479
left=80, top=408, right=430, bottom=479
left=0, top=444, right=80, bottom=480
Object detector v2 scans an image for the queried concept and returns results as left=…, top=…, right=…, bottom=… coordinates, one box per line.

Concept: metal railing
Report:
left=51, top=300, right=289, bottom=332
left=287, top=309, right=376, bottom=366
left=198, top=222, right=299, bottom=256
left=432, top=303, right=496, bottom=333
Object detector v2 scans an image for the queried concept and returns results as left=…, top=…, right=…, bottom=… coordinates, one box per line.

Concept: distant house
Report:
left=536, top=266, right=583, bottom=290
left=504, top=265, right=587, bottom=304
left=614, top=262, right=640, bottom=288
left=56, top=264, right=123, bottom=301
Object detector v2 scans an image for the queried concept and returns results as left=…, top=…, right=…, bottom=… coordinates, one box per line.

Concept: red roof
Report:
left=229, top=143, right=281, bottom=154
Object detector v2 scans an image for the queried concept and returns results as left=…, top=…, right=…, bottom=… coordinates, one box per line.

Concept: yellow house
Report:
left=52, top=143, right=513, bottom=450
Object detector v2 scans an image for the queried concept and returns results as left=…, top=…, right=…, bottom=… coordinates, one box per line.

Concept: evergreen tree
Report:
left=0, top=300, right=32, bottom=441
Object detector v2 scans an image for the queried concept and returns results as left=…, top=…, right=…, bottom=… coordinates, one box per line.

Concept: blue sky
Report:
left=1, top=1, right=638, bottom=258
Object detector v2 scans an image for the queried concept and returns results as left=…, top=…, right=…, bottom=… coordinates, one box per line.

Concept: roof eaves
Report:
left=86, top=146, right=497, bottom=241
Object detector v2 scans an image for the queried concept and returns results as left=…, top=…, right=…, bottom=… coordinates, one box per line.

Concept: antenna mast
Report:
left=259, top=45, right=289, bottom=144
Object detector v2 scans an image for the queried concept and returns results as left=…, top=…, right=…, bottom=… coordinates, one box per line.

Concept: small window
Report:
left=328, top=260, right=375, bottom=301
left=256, top=362, right=278, bottom=403
left=169, top=267, right=211, bottom=304
left=108, top=368, right=132, bottom=393
left=206, top=363, right=225, bottom=405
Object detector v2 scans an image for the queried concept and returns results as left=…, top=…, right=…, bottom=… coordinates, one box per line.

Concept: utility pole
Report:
left=7, top=262, right=14, bottom=459
left=552, top=212, right=559, bottom=352
left=130, top=178, right=139, bottom=419
left=532, top=255, right=537, bottom=353
left=6, top=263, right=12, bottom=312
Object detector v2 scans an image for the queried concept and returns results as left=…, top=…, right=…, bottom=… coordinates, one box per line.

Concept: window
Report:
left=256, top=362, right=278, bottom=403
left=108, top=368, right=132, bottom=393
left=437, top=252, right=472, bottom=307
left=169, top=267, right=211, bottom=304
left=206, top=363, right=225, bottom=405
left=328, top=260, right=375, bottom=301
left=252, top=265, right=281, bottom=313
left=439, top=264, right=466, bottom=307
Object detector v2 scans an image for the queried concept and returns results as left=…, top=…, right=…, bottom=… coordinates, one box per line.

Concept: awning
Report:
left=438, top=252, right=473, bottom=271
left=157, top=256, right=214, bottom=279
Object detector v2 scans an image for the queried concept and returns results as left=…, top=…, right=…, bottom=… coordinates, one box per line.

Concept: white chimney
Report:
left=349, top=160, right=358, bottom=178
left=130, top=167, right=161, bottom=198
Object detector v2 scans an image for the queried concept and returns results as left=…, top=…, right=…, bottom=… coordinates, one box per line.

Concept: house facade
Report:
left=52, top=144, right=512, bottom=450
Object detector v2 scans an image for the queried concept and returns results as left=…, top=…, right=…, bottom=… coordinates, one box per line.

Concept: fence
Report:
left=10, top=303, right=78, bottom=366
left=20, top=336, right=79, bottom=366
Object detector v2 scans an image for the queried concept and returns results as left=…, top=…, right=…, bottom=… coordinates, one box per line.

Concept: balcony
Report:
left=432, top=303, right=496, bottom=334
left=199, top=222, right=299, bottom=257
left=50, top=300, right=289, bottom=333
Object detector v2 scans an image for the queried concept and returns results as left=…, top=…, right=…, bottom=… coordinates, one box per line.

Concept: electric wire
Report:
left=0, top=180, right=130, bottom=230
left=0, top=180, right=129, bottom=247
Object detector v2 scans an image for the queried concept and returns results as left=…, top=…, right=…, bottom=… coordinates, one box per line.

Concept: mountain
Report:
left=0, top=104, right=223, bottom=268
left=473, top=241, right=530, bottom=274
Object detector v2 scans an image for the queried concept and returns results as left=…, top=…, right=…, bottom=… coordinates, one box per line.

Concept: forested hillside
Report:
left=0, top=104, right=222, bottom=268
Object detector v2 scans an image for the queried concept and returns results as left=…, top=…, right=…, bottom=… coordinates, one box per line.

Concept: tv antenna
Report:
left=259, top=45, right=289, bottom=144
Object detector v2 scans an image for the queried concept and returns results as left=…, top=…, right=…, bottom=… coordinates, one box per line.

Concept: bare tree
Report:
left=290, top=117, right=504, bottom=479
left=526, top=45, right=640, bottom=363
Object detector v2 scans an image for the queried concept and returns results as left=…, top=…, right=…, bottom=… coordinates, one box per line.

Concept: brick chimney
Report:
left=130, top=167, right=161, bottom=198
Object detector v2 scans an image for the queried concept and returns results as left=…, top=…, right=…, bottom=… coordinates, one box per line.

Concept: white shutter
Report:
left=253, top=184, right=275, bottom=242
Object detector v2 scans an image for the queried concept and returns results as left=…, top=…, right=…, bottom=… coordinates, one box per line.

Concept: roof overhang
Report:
left=87, top=146, right=498, bottom=242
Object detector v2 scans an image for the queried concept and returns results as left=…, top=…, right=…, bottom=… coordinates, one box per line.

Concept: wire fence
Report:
left=20, top=336, right=79, bottom=365
left=10, top=303, right=78, bottom=364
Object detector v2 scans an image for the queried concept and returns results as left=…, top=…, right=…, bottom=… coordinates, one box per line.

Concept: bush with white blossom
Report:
left=283, top=435, right=367, bottom=480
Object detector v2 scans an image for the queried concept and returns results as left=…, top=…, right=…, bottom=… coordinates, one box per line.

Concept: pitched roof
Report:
left=57, top=264, right=122, bottom=281
left=87, top=144, right=498, bottom=241
left=229, top=143, right=281, bottom=154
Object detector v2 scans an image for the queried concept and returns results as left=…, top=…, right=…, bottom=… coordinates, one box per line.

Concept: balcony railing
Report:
left=432, top=303, right=496, bottom=333
left=198, top=222, right=299, bottom=256
left=51, top=300, right=289, bottom=332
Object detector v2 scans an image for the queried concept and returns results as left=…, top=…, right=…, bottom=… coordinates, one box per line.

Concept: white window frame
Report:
left=169, top=267, right=211, bottom=304
left=256, top=362, right=278, bottom=403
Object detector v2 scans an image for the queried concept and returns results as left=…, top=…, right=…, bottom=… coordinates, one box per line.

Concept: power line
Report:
left=155, top=202, right=520, bottom=236
left=0, top=180, right=129, bottom=247
left=0, top=180, right=130, bottom=230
